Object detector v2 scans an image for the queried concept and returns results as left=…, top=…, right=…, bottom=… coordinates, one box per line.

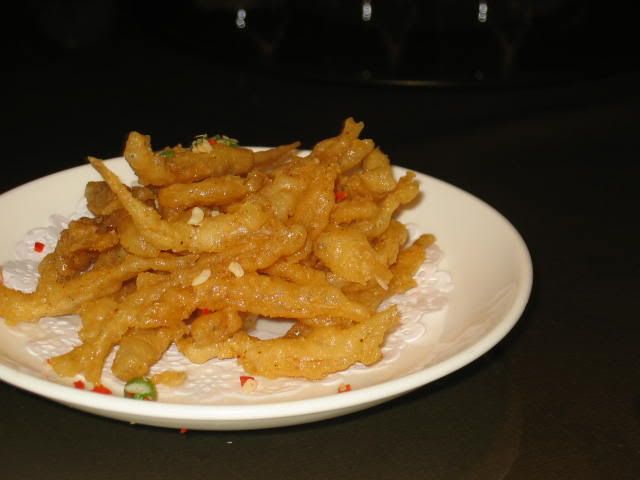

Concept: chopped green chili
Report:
left=124, top=377, right=158, bottom=401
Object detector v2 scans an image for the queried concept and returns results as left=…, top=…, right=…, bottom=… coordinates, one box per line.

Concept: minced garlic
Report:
left=188, top=207, right=205, bottom=225
left=191, top=269, right=211, bottom=286
left=228, top=262, right=245, bottom=278
left=375, top=275, right=389, bottom=290
left=191, top=138, right=213, bottom=153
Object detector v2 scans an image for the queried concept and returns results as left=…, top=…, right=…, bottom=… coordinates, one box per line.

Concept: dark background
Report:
left=2, top=1, right=639, bottom=479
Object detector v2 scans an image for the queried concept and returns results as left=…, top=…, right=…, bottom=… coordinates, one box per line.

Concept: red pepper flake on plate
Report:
left=179, top=427, right=189, bottom=434
left=240, top=375, right=257, bottom=392
left=73, top=380, right=85, bottom=390
left=91, top=384, right=112, bottom=395
left=338, top=383, right=352, bottom=393
left=34, top=241, right=45, bottom=253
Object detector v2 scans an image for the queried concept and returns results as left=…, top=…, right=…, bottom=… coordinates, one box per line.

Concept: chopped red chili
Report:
left=91, top=384, right=112, bottom=395
left=239, top=375, right=255, bottom=387
left=34, top=242, right=45, bottom=252
left=335, top=191, right=348, bottom=202
left=179, top=427, right=189, bottom=434
left=338, top=383, right=352, bottom=393
left=73, top=380, right=85, bottom=389
left=208, top=138, right=217, bottom=145
left=200, top=308, right=211, bottom=315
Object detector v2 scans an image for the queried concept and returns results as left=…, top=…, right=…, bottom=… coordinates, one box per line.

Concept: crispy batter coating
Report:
left=0, top=253, right=197, bottom=325
left=125, top=131, right=299, bottom=186
left=330, top=198, right=379, bottom=225
left=90, top=158, right=269, bottom=253
left=374, top=220, right=409, bottom=266
left=38, top=217, right=119, bottom=283
left=1, top=118, right=438, bottom=384
left=190, top=308, right=243, bottom=345
left=156, top=175, right=248, bottom=210
left=353, top=171, right=420, bottom=239
left=179, top=307, right=400, bottom=379
left=85, top=181, right=155, bottom=216
left=193, top=273, right=370, bottom=322
left=314, top=227, right=392, bottom=287
left=345, top=234, right=436, bottom=311
left=312, top=118, right=375, bottom=173
left=152, top=370, right=187, bottom=386
left=112, top=325, right=185, bottom=381
left=238, top=307, right=400, bottom=379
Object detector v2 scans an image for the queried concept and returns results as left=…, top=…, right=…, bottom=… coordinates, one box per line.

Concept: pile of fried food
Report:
left=0, top=118, right=434, bottom=387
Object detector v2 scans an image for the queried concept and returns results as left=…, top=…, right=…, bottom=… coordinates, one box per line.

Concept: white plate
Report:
left=0, top=157, right=532, bottom=430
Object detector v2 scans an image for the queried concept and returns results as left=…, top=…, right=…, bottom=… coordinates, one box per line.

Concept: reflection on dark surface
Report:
left=231, top=353, right=524, bottom=480
left=12, top=0, right=639, bottom=86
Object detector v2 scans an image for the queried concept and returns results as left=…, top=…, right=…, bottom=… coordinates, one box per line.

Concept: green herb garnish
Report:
left=158, top=149, right=175, bottom=158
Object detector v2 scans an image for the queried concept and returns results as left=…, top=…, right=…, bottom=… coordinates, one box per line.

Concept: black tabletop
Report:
left=2, top=3, right=639, bottom=479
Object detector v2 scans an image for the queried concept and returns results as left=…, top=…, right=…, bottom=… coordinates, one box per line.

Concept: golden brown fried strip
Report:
left=291, top=162, right=339, bottom=236
left=353, top=172, right=420, bottom=239
left=90, top=158, right=269, bottom=253
left=253, top=143, right=302, bottom=166
left=112, top=325, right=185, bottom=381
left=156, top=175, right=247, bottom=210
left=3, top=118, right=436, bottom=386
left=0, top=253, right=197, bottom=325
left=152, top=370, right=187, bottom=386
left=237, top=306, right=399, bottom=379
left=285, top=161, right=339, bottom=262
left=251, top=166, right=313, bottom=221
left=111, top=212, right=161, bottom=258
left=388, top=234, right=436, bottom=293
left=91, top=245, right=128, bottom=270
left=85, top=181, right=122, bottom=216
left=177, top=335, right=244, bottom=364
left=55, top=217, right=118, bottom=251
left=125, top=131, right=251, bottom=185
left=177, top=305, right=387, bottom=373
left=330, top=198, right=379, bottom=225
left=373, top=220, right=409, bottom=266
left=49, top=317, right=127, bottom=383
left=124, top=131, right=299, bottom=186
left=77, top=297, right=119, bottom=342
left=360, top=148, right=397, bottom=195
left=38, top=217, right=119, bottom=283
left=85, top=181, right=155, bottom=216
left=132, top=286, right=197, bottom=330
left=261, top=261, right=329, bottom=287
left=345, top=234, right=435, bottom=311
left=49, top=263, right=201, bottom=382
left=194, top=272, right=369, bottom=322
left=312, top=117, right=375, bottom=173
left=207, top=221, right=307, bottom=273
left=296, top=316, right=355, bottom=329
left=314, top=227, right=392, bottom=287
left=190, top=308, right=243, bottom=345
